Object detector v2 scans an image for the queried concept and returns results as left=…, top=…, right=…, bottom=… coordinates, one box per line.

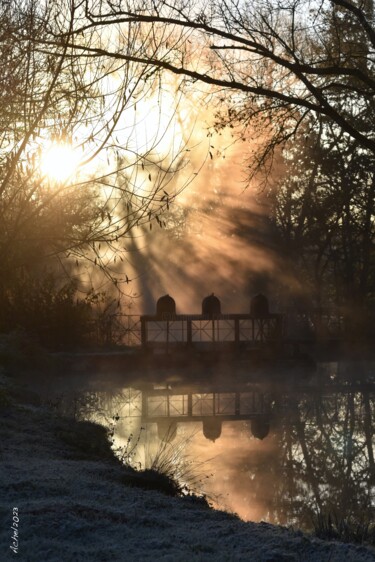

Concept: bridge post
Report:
left=140, top=317, right=147, bottom=349
left=187, top=393, right=193, bottom=416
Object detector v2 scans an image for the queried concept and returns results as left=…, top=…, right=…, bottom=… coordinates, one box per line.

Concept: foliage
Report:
left=262, top=1, right=375, bottom=319
left=0, top=0, right=192, bottom=311
left=0, top=274, right=94, bottom=349
left=270, top=113, right=375, bottom=328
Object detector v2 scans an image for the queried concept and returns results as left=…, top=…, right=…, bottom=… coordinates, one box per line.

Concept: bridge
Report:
left=139, top=293, right=283, bottom=353
left=82, top=293, right=367, bottom=368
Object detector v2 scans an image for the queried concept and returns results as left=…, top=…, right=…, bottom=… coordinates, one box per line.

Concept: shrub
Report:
left=114, top=423, right=212, bottom=503
left=0, top=274, right=93, bottom=350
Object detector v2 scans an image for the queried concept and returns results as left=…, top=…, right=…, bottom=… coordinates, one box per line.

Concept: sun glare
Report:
left=41, top=143, right=80, bottom=183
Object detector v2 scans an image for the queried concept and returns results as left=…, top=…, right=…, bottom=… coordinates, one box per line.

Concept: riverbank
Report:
left=1, top=373, right=375, bottom=561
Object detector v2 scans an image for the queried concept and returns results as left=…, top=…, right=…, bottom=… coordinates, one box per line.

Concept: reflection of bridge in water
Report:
left=141, top=384, right=272, bottom=442
left=115, top=379, right=274, bottom=443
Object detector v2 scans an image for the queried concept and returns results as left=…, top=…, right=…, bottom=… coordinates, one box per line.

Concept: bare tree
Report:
left=0, top=0, right=194, bottom=297
left=74, top=0, right=375, bottom=181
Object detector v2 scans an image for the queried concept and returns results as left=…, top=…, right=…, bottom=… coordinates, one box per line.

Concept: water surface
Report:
left=33, top=359, right=375, bottom=530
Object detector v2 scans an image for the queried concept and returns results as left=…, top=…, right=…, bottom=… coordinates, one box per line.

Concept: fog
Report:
left=121, top=122, right=287, bottom=315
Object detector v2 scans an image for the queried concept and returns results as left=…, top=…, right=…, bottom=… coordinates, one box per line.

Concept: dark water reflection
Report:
left=36, top=360, right=375, bottom=530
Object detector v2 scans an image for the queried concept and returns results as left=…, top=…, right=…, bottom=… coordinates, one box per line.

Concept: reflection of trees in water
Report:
left=55, top=388, right=142, bottom=426
left=50, top=379, right=374, bottom=530
left=240, top=389, right=375, bottom=529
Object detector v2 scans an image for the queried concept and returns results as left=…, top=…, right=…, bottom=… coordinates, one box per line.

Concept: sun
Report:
left=41, top=142, right=80, bottom=183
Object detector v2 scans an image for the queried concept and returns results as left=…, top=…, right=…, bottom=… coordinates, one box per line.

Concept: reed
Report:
left=115, top=423, right=214, bottom=503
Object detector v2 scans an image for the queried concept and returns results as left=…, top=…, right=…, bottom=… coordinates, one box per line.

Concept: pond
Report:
left=33, top=358, right=375, bottom=531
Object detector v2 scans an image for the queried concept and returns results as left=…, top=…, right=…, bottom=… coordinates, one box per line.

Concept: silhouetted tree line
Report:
left=1, top=1, right=374, bottom=345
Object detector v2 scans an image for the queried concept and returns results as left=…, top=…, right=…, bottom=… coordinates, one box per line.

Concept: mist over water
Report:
left=31, top=359, right=375, bottom=531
